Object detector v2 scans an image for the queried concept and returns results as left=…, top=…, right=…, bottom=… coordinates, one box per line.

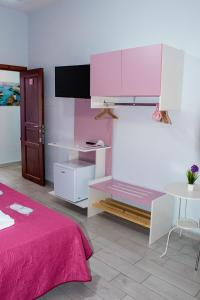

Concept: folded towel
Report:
left=10, top=203, right=33, bottom=215
left=0, top=210, right=14, bottom=230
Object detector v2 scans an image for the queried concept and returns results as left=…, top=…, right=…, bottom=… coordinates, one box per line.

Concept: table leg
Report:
left=195, top=249, right=200, bottom=271
left=160, top=226, right=178, bottom=257
left=185, top=199, right=188, bottom=218
left=179, top=197, right=182, bottom=238
left=179, top=198, right=188, bottom=238
left=161, top=197, right=182, bottom=258
left=178, top=197, right=181, bottom=219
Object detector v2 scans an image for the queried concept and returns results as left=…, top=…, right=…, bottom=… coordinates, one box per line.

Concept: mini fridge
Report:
left=54, top=159, right=95, bottom=202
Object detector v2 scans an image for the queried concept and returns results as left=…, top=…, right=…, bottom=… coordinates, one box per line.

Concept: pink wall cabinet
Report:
left=122, top=44, right=162, bottom=97
left=90, top=50, right=122, bottom=97
left=90, top=44, right=184, bottom=111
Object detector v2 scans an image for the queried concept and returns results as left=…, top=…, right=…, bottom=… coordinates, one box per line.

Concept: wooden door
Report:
left=122, top=44, right=162, bottom=96
left=90, top=50, right=122, bottom=96
left=20, top=68, right=45, bottom=185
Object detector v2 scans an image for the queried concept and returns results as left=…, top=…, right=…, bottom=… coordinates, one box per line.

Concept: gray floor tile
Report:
left=117, top=237, right=150, bottom=257
left=93, top=236, right=142, bottom=264
left=135, top=259, right=200, bottom=296
left=60, top=283, right=103, bottom=300
left=121, top=296, right=135, bottom=300
left=89, top=256, right=120, bottom=281
left=111, top=274, right=165, bottom=300
left=143, top=275, right=196, bottom=300
left=39, top=286, right=71, bottom=300
left=196, top=290, right=200, bottom=299
left=180, top=244, right=199, bottom=256
left=91, top=240, right=103, bottom=254
left=143, top=248, right=169, bottom=266
left=85, top=272, right=126, bottom=300
left=164, top=258, right=200, bottom=283
left=94, top=250, right=149, bottom=283
left=154, top=243, right=180, bottom=257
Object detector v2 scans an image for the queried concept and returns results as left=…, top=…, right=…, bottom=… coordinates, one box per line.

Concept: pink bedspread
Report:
left=0, top=183, right=92, bottom=300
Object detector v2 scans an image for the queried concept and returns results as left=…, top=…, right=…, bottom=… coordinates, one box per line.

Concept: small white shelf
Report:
left=177, top=218, right=199, bottom=229
left=48, top=142, right=111, bottom=153
left=49, top=191, right=89, bottom=208
left=91, top=96, right=159, bottom=109
left=91, top=96, right=118, bottom=108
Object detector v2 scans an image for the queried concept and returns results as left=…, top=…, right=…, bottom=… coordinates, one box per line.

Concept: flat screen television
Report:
left=55, top=64, right=90, bottom=99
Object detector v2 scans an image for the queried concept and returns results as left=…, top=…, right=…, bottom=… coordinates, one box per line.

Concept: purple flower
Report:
left=191, top=165, right=199, bottom=173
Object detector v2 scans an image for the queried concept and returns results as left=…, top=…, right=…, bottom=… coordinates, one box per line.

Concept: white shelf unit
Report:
left=48, top=142, right=111, bottom=207
left=48, top=142, right=111, bottom=153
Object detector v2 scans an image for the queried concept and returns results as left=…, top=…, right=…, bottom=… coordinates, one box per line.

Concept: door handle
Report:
left=39, top=132, right=45, bottom=144
left=34, top=125, right=45, bottom=130
left=39, top=125, right=45, bottom=144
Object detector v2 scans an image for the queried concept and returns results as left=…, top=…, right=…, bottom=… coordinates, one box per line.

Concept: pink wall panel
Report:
left=91, top=50, right=122, bottom=96
left=74, top=99, right=113, bottom=175
left=122, top=44, right=162, bottom=96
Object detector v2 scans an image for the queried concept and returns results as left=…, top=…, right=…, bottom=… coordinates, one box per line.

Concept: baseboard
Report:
left=0, top=161, right=21, bottom=168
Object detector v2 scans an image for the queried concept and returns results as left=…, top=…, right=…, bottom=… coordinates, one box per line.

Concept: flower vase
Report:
left=188, top=184, right=194, bottom=191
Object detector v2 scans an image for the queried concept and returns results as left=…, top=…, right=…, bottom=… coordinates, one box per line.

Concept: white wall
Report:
left=0, top=7, right=28, bottom=164
left=29, top=0, right=200, bottom=207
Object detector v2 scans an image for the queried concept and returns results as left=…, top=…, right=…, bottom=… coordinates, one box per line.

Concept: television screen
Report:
left=55, top=64, right=90, bottom=99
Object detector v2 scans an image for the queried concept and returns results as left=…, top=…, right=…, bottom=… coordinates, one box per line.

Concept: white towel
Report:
left=0, top=210, right=14, bottom=230
left=10, top=203, right=33, bottom=215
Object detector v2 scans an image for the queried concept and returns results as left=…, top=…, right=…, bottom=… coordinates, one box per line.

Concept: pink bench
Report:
left=90, top=179, right=164, bottom=211
left=88, top=177, right=174, bottom=245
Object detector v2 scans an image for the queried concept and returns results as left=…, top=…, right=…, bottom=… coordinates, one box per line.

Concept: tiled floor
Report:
left=1, top=163, right=200, bottom=300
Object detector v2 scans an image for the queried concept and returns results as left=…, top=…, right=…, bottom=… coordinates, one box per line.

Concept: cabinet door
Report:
left=54, top=166, right=76, bottom=201
left=122, top=44, right=162, bottom=96
left=91, top=50, right=122, bottom=96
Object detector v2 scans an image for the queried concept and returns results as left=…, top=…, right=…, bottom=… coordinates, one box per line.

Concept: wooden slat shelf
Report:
left=93, top=198, right=151, bottom=229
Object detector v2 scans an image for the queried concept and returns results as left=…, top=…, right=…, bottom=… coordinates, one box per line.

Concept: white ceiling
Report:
left=0, top=0, right=56, bottom=13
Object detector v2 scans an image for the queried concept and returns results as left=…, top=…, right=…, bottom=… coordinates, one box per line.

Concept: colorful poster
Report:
left=0, top=82, right=20, bottom=106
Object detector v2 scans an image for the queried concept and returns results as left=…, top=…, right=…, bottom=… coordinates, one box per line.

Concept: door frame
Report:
left=0, top=64, right=45, bottom=185
left=0, top=64, right=27, bottom=72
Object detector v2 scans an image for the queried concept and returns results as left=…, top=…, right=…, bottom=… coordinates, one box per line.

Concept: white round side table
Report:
left=160, top=183, right=200, bottom=267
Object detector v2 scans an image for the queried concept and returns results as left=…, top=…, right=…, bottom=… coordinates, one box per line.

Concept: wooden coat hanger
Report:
left=160, top=111, right=172, bottom=124
left=95, top=108, right=118, bottom=120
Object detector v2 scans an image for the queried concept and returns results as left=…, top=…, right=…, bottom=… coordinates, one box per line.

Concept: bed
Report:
left=0, top=183, right=92, bottom=300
